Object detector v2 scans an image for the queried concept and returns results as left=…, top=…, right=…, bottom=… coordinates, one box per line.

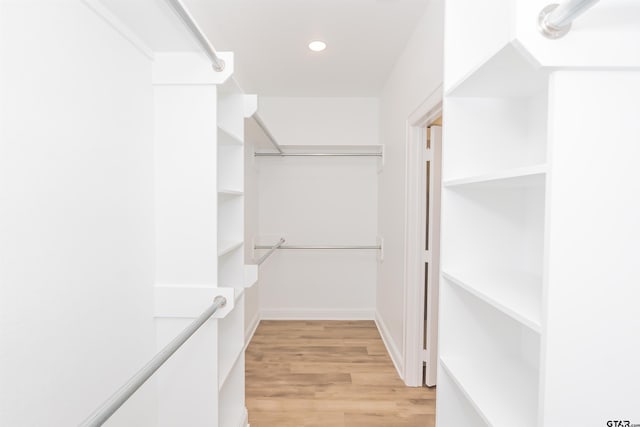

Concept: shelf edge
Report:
left=443, top=165, right=547, bottom=188
left=442, top=271, right=541, bottom=333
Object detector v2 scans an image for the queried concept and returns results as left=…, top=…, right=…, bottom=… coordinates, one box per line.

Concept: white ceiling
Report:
left=183, top=0, right=431, bottom=97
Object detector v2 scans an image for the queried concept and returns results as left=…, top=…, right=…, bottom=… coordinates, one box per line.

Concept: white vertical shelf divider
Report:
left=152, top=51, right=254, bottom=427
left=216, top=72, right=257, bottom=427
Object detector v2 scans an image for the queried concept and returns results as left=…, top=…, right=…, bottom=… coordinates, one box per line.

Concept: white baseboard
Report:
left=375, top=311, right=404, bottom=380
left=260, top=308, right=375, bottom=320
left=244, top=312, right=260, bottom=351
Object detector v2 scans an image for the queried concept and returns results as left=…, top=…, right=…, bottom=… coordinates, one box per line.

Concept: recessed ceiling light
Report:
left=308, top=40, right=327, bottom=52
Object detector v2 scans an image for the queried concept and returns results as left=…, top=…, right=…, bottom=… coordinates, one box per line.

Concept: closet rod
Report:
left=253, top=114, right=284, bottom=154
left=255, top=238, right=285, bottom=265
left=255, top=153, right=382, bottom=157
left=255, top=245, right=381, bottom=250
left=165, top=0, right=225, bottom=71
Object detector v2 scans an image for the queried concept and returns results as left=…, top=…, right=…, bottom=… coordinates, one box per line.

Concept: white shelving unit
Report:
left=215, top=76, right=257, bottom=426
left=440, top=1, right=640, bottom=424
left=439, top=23, right=547, bottom=427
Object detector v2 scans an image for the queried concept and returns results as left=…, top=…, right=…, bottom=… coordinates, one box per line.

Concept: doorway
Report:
left=403, top=86, right=443, bottom=388
left=423, top=121, right=442, bottom=387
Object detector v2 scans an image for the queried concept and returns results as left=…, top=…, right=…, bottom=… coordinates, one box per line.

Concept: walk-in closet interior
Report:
left=245, top=98, right=383, bottom=325
left=2, top=0, right=640, bottom=426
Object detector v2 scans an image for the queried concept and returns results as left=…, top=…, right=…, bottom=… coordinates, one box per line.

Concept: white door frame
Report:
left=402, top=85, right=443, bottom=387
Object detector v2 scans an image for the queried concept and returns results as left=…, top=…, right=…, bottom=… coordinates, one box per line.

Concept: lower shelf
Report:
left=219, top=353, right=246, bottom=427
left=437, top=366, right=489, bottom=426
left=440, top=356, right=538, bottom=427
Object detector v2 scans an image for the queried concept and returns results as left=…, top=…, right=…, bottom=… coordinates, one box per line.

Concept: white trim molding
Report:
left=260, top=308, right=375, bottom=320
left=375, top=312, right=404, bottom=379
left=402, top=84, right=443, bottom=387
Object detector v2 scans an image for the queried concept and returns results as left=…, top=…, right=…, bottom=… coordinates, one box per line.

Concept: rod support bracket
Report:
left=214, top=295, right=227, bottom=307
left=538, top=4, right=572, bottom=39
left=212, top=59, right=226, bottom=72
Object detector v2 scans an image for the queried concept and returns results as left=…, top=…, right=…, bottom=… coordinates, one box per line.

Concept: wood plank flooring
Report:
left=245, top=320, right=436, bottom=427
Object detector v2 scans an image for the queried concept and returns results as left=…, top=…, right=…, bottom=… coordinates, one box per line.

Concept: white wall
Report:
left=543, top=71, right=640, bottom=426
left=256, top=98, right=379, bottom=319
left=258, top=97, right=379, bottom=147
left=0, top=1, right=157, bottom=426
left=376, top=0, right=444, bottom=375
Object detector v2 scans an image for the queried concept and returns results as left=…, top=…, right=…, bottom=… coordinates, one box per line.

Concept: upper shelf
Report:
left=446, top=44, right=549, bottom=98
left=255, top=144, right=383, bottom=156
left=443, top=165, right=547, bottom=188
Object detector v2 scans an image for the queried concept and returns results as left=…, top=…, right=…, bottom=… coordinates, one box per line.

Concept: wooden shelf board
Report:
left=218, top=240, right=243, bottom=257
left=440, top=356, right=538, bottom=427
left=443, top=165, right=547, bottom=188
left=442, top=270, right=541, bottom=333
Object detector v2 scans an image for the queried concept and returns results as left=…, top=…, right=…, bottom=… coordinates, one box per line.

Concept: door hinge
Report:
left=422, top=349, right=429, bottom=363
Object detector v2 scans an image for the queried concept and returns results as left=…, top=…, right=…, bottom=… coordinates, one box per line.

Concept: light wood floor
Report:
left=245, top=320, right=436, bottom=427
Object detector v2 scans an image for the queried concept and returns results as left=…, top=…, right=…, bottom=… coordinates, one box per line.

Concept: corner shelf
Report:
left=442, top=270, right=541, bottom=333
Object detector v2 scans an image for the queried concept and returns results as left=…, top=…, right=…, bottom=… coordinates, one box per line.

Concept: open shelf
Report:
left=218, top=189, right=244, bottom=197
left=442, top=270, right=541, bottom=332
left=446, top=44, right=549, bottom=98
left=218, top=247, right=245, bottom=287
left=443, top=165, right=546, bottom=188
left=218, top=144, right=243, bottom=190
left=218, top=292, right=244, bottom=388
left=218, top=90, right=244, bottom=143
left=218, top=125, right=243, bottom=146
left=439, top=283, right=540, bottom=427
left=442, top=175, right=545, bottom=289
left=218, top=352, right=246, bottom=427
left=440, top=356, right=538, bottom=427
left=438, top=366, right=489, bottom=426
left=443, top=82, right=548, bottom=181
left=218, top=196, right=243, bottom=244
left=218, top=240, right=243, bottom=257
left=258, top=144, right=384, bottom=154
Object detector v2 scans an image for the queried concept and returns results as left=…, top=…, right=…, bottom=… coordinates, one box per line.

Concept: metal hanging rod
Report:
left=165, top=0, right=225, bottom=71
left=255, top=153, right=383, bottom=157
left=255, top=238, right=285, bottom=265
left=79, top=296, right=228, bottom=427
left=251, top=115, right=381, bottom=158
left=255, top=244, right=382, bottom=250
left=253, top=114, right=284, bottom=154
left=538, top=0, right=600, bottom=39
